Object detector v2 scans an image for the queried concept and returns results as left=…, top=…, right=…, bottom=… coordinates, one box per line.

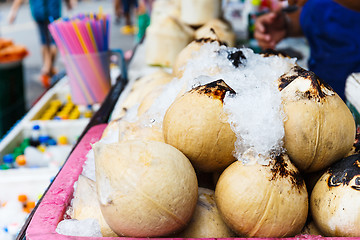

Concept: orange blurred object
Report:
left=18, top=194, right=28, bottom=203
left=26, top=201, right=36, bottom=209
left=0, top=38, right=28, bottom=63
left=16, top=155, right=26, bottom=166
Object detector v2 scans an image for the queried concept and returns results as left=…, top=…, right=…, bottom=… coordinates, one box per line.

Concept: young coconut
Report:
left=310, top=153, right=360, bottom=237
left=180, top=0, right=222, bottom=26
left=118, top=118, right=165, bottom=143
left=172, top=31, right=224, bottom=78
left=279, top=66, right=356, bottom=172
left=163, top=79, right=237, bottom=172
left=93, top=140, right=198, bottom=237
left=114, top=70, right=174, bottom=119
left=176, top=187, right=235, bottom=238
left=70, top=175, right=118, bottom=237
left=215, top=152, right=308, bottom=237
left=195, top=18, right=236, bottom=47
left=150, top=0, right=181, bottom=24
left=145, top=16, right=194, bottom=67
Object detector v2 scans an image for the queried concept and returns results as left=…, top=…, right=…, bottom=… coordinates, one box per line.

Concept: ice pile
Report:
left=145, top=42, right=296, bottom=160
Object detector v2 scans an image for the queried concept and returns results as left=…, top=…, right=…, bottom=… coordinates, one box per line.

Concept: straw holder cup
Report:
left=63, top=50, right=124, bottom=105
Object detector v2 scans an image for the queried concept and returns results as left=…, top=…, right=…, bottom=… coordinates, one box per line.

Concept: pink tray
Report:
left=25, top=124, right=351, bottom=240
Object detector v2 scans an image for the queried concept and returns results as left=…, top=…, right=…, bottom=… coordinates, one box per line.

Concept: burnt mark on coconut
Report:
left=270, top=154, right=305, bottom=191
left=349, top=132, right=360, bottom=155
left=327, top=153, right=360, bottom=191
left=195, top=29, right=227, bottom=46
left=278, top=66, right=333, bottom=101
left=261, top=49, right=290, bottom=58
left=227, top=50, right=246, bottom=68
left=193, top=79, right=236, bottom=102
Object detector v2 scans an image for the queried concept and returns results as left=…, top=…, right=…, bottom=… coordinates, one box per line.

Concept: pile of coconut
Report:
left=60, top=35, right=360, bottom=238
left=145, top=0, right=236, bottom=68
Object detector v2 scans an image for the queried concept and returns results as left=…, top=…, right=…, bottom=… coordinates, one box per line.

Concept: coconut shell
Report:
left=163, top=79, right=237, bottom=172
left=172, top=33, right=223, bottom=78
left=195, top=19, right=236, bottom=47
left=310, top=153, right=360, bottom=237
left=215, top=153, right=308, bottom=237
left=113, top=70, right=173, bottom=119
left=177, top=187, right=235, bottom=238
left=150, top=0, right=181, bottom=24
left=180, top=0, right=222, bottom=26
left=145, top=16, right=194, bottom=67
left=118, top=119, right=165, bottom=143
left=93, top=140, right=198, bottom=237
left=279, top=66, right=356, bottom=173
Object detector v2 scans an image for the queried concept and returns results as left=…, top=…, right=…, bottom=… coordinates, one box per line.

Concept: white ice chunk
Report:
left=56, top=219, right=102, bottom=237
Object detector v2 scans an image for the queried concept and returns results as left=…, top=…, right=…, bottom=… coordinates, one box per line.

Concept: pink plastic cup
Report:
left=63, top=51, right=111, bottom=105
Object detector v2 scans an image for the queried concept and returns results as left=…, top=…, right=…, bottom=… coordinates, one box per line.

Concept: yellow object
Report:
left=37, top=145, right=46, bottom=153
left=58, top=135, right=68, bottom=145
left=50, top=99, right=62, bottom=108
left=69, top=108, right=80, bottom=119
left=84, top=111, right=93, bottom=118
left=251, top=0, right=261, bottom=6
left=121, top=25, right=138, bottom=35
left=16, top=155, right=26, bottom=166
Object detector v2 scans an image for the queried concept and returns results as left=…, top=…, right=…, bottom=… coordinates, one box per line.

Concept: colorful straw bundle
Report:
left=49, top=13, right=111, bottom=105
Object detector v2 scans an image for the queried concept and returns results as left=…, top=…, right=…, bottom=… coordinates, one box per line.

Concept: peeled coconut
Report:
left=114, top=70, right=174, bottom=119
left=145, top=16, right=194, bottom=67
left=101, top=118, right=121, bottom=140
left=177, top=187, right=235, bottom=238
left=195, top=19, right=236, bottom=47
left=163, top=79, right=237, bottom=172
left=279, top=66, right=356, bottom=172
left=180, top=0, right=222, bottom=26
left=310, top=153, right=360, bottom=237
left=137, top=84, right=166, bottom=116
left=172, top=32, right=224, bottom=78
left=118, top=119, right=165, bottom=143
left=70, top=175, right=118, bottom=237
left=151, top=0, right=181, bottom=24
left=93, top=140, right=198, bottom=237
left=215, top=153, right=308, bottom=237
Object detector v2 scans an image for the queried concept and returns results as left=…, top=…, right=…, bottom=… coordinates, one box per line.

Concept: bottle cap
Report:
left=16, top=155, right=26, bottom=166
left=0, top=164, right=10, bottom=170
left=47, top=138, right=57, bottom=146
left=39, top=136, right=50, bottom=144
left=58, top=136, right=68, bottom=145
left=14, top=147, right=23, bottom=156
left=3, top=154, right=14, bottom=164
left=18, top=194, right=28, bottom=203
left=37, top=145, right=46, bottom=153
left=32, top=125, right=40, bottom=130
left=26, top=201, right=36, bottom=209
left=22, top=138, right=30, bottom=147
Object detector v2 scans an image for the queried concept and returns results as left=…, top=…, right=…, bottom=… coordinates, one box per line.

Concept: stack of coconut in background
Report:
left=146, top=0, right=236, bottom=68
left=57, top=0, right=360, bottom=238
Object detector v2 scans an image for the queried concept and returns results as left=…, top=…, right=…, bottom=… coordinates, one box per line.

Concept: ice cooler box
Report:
left=23, top=123, right=340, bottom=240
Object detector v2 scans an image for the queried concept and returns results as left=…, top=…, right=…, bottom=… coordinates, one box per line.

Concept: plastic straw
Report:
left=48, top=11, right=111, bottom=104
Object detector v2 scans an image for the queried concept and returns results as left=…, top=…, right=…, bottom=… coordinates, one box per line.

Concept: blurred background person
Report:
left=7, top=0, right=75, bottom=88
left=254, top=0, right=360, bottom=100
left=120, top=0, right=138, bottom=35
